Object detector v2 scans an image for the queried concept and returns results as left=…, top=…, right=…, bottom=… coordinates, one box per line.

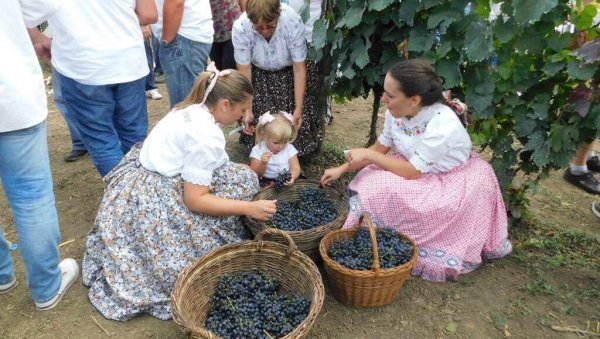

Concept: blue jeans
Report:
left=144, top=38, right=157, bottom=91
left=159, top=34, right=211, bottom=108
left=57, top=71, right=148, bottom=177
left=0, top=120, right=61, bottom=303
left=53, top=68, right=86, bottom=152
left=152, top=34, right=162, bottom=75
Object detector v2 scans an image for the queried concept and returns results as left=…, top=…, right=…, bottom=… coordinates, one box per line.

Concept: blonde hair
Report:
left=246, top=0, right=280, bottom=24
left=176, top=69, right=254, bottom=110
left=255, top=112, right=297, bottom=145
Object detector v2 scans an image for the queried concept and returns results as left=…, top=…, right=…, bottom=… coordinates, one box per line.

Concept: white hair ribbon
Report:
left=201, top=61, right=232, bottom=104
left=257, top=111, right=275, bottom=126
left=280, top=111, right=295, bottom=124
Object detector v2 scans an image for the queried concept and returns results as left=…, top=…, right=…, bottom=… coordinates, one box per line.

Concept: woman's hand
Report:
left=345, top=148, right=372, bottom=165
left=321, top=166, right=344, bottom=186
left=293, top=107, right=303, bottom=130
left=249, top=199, right=277, bottom=221
left=141, top=25, right=152, bottom=40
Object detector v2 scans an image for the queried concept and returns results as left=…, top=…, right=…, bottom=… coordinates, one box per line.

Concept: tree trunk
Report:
left=367, top=84, right=383, bottom=147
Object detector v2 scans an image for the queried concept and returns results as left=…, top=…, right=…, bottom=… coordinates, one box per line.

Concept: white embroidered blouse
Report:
left=139, top=104, right=228, bottom=186
left=378, top=102, right=472, bottom=174
left=232, top=4, right=307, bottom=71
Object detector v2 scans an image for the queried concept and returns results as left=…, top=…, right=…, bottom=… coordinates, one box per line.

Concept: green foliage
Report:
left=313, top=0, right=600, bottom=216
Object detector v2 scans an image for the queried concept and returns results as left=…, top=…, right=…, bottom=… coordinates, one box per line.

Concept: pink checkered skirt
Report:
left=343, top=152, right=512, bottom=282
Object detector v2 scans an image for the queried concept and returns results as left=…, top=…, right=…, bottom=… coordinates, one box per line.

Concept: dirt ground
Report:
left=0, top=80, right=599, bottom=339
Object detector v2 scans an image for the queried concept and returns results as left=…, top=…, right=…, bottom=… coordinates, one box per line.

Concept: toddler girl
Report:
left=250, top=111, right=301, bottom=187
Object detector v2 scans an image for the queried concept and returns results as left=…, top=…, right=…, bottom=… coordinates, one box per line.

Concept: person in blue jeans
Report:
left=154, top=0, right=214, bottom=108
left=52, top=67, right=89, bottom=162
left=142, top=25, right=163, bottom=100
left=1, top=0, right=78, bottom=311
left=47, top=0, right=157, bottom=177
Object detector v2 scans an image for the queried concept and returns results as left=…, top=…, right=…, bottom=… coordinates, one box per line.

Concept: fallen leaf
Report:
left=445, top=322, right=459, bottom=333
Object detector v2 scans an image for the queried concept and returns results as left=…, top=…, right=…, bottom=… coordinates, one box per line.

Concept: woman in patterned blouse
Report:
left=232, top=0, right=322, bottom=157
left=321, top=59, right=512, bottom=282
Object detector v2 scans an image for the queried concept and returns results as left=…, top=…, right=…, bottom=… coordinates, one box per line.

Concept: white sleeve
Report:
left=286, top=144, right=299, bottom=159
left=286, top=11, right=307, bottom=63
left=409, top=113, right=463, bottom=173
left=20, top=0, right=62, bottom=28
left=377, top=110, right=396, bottom=148
left=250, top=144, right=262, bottom=160
left=181, top=129, right=227, bottom=186
left=232, top=16, right=253, bottom=65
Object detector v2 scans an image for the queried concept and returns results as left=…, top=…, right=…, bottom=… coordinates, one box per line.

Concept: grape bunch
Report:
left=328, top=227, right=413, bottom=270
left=269, top=187, right=338, bottom=231
left=274, top=169, right=291, bottom=192
left=205, top=271, right=310, bottom=339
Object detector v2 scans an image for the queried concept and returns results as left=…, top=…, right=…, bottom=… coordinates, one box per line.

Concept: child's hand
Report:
left=284, top=177, right=295, bottom=186
left=261, top=152, right=273, bottom=164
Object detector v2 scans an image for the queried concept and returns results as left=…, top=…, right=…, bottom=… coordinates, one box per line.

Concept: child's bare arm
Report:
left=286, top=155, right=301, bottom=185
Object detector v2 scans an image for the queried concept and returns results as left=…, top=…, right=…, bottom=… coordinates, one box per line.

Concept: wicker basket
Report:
left=171, top=228, right=325, bottom=339
left=243, top=179, right=349, bottom=260
left=319, top=212, right=419, bottom=308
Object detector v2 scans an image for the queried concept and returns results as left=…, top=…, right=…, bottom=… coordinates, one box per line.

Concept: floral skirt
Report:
left=343, top=152, right=512, bottom=282
left=82, top=144, right=259, bottom=321
left=239, top=61, right=323, bottom=156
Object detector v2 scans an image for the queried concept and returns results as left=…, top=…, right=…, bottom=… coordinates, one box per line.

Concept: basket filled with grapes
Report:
left=243, top=179, right=349, bottom=260
left=319, top=212, right=419, bottom=308
left=172, top=228, right=325, bottom=339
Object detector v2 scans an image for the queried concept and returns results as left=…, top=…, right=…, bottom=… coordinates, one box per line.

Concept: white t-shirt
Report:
left=152, top=0, right=214, bottom=44
left=286, top=0, right=321, bottom=44
left=48, top=0, right=148, bottom=85
left=250, top=141, right=298, bottom=179
left=0, top=0, right=61, bottom=133
left=232, top=5, right=307, bottom=71
left=139, top=104, right=228, bottom=186
left=378, top=103, right=472, bottom=174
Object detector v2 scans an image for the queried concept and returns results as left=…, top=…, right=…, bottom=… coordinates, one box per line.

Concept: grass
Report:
left=511, top=218, right=600, bottom=272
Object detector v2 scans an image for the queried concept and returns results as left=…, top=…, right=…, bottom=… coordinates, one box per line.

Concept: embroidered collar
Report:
left=394, top=103, right=444, bottom=136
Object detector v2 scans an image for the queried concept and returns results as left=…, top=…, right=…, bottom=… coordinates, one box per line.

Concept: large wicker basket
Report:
left=171, top=228, right=325, bottom=338
left=243, top=179, right=349, bottom=260
left=319, top=212, right=419, bottom=308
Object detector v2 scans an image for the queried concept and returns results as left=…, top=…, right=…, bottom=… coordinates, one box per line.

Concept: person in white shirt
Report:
left=321, top=59, right=512, bottom=282
left=82, top=63, right=277, bottom=321
left=153, top=0, right=215, bottom=108
left=46, top=0, right=157, bottom=177
left=250, top=111, right=302, bottom=187
left=233, top=0, right=323, bottom=157
left=0, top=0, right=78, bottom=311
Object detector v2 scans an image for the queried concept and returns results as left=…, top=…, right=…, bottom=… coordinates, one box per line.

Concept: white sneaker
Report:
left=0, top=276, right=18, bottom=294
left=34, top=258, right=79, bottom=311
left=146, top=89, right=163, bottom=100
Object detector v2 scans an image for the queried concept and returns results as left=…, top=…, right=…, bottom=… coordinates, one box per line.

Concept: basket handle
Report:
left=255, top=227, right=298, bottom=257
left=358, top=212, right=381, bottom=273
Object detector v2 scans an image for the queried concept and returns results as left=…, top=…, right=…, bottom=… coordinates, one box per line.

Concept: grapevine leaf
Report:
left=532, top=143, right=551, bottom=167
left=464, top=21, right=493, bottom=62
left=427, top=7, right=461, bottom=30
left=567, top=60, right=597, bottom=81
left=350, top=38, right=371, bottom=69
left=408, top=26, right=436, bottom=52
left=335, top=5, right=365, bottom=29
left=547, top=33, right=573, bottom=52
left=573, top=5, right=598, bottom=32
left=367, top=0, right=396, bottom=12
left=550, top=123, right=565, bottom=152
left=512, top=0, right=558, bottom=26
left=312, top=19, right=327, bottom=50
left=514, top=29, right=544, bottom=55
left=543, top=60, right=565, bottom=76
left=531, top=103, right=550, bottom=120
left=397, top=1, right=420, bottom=26
left=342, top=65, right=356, bottom=79
left=493, top=18, right=519, bottom=43
left=436, top=59, right=461, bottom=88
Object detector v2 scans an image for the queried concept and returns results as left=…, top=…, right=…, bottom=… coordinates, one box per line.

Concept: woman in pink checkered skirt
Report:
left=321, top=59, right=512, bottom=282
